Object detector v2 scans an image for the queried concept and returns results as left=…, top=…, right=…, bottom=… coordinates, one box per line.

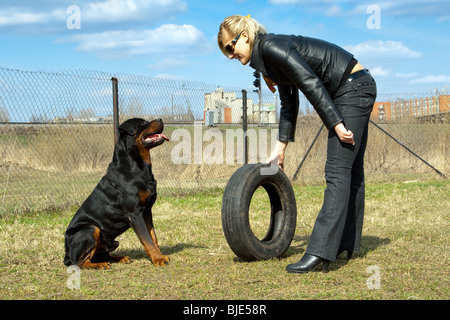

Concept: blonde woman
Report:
left=218, top=15, right=377, bottom=273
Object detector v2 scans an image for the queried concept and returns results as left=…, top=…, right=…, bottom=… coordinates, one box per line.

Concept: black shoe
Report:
left=286, top=254, right=330, bottom=274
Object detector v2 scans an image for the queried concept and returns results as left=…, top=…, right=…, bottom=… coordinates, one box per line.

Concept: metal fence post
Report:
left=111, top=77, right=119, bottom=144
left=242, top=90, right=248, bottom=164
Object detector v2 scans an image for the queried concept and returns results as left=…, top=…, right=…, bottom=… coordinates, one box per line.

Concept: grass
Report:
left=0, top=177, right=448, bottom=300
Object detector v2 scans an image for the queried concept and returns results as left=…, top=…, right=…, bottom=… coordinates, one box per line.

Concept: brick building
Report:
left=371, top=94, right=449, bottom=122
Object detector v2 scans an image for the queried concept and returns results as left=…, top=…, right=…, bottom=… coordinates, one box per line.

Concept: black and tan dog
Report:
left=64, top=118, right=169, bottom=269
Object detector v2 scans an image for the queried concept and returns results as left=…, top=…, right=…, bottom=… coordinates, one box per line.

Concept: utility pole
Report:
left=253, top=71, right=261, bottom=124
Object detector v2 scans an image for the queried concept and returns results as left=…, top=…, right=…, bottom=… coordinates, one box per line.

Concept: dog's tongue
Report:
left=145, top=134, right=169, bottom=142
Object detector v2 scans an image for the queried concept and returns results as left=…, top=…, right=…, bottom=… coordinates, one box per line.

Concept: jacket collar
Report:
left=249, top=33, right=268, bottom=75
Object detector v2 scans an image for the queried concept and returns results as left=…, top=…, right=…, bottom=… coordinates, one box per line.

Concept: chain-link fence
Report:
left=1, top=66, right=448, bottom=216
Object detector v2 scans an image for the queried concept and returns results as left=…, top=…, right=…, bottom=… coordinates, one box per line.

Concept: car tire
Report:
left=221, top=163, right=297, bottom=261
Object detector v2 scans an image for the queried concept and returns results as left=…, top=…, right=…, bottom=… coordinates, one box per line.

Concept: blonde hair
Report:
left=218, top=15, right=267, bottom=57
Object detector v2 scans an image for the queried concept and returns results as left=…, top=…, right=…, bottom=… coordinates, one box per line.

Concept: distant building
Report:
left=53, top=116, right=113, bottom=124
left=204, top=87, right=277, bottom=125
left=371, top=94, right=449, bottom=122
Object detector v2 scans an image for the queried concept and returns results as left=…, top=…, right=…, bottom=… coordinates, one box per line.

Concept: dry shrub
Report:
left=1, top=125, right=113, bottom=173
left=2, top=119, right=446, bottom=181
left=0, top=119, right=448, bottom=214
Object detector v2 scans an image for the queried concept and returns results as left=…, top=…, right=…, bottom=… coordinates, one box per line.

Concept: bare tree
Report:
left=126, top=97, right=145, bottom=116
left=0, top=102, right=9, bottom=122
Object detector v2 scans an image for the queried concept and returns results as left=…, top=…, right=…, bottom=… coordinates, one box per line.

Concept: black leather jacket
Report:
left=250, top=33, right=355, bottom=141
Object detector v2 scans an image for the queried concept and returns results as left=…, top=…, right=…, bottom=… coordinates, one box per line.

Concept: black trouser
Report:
left=305, top=73, right=377, bottom=261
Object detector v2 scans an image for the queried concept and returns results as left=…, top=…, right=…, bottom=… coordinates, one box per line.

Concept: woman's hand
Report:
left=334, top=122, right=355, bottom=145
left=267, top=140, right=288, bottom=171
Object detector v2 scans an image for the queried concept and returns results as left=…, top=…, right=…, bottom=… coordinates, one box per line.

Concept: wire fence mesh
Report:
left=0, top=66, right=448, bottom=216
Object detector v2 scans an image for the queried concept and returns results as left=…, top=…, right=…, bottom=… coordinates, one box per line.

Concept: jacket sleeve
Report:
left=278, top=85, right=299, bottom=142
left=264, top=41, right=344, bottom=130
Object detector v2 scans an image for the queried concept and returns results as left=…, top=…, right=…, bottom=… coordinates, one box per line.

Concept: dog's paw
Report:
left=117, top=256, right=133, bottom=264
left=81, top=260, right=112, bottom=269
left=109, top=255, right=132, bottom=264
left=152, top=255, right=169, bottom=266
left=95, top=262, right=112, bottom=270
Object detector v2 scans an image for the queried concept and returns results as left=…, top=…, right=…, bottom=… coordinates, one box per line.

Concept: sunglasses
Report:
left=224, top=33, right=242, bottom=55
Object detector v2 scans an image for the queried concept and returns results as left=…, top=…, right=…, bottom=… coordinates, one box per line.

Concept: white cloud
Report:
left=411, top=75, right=450, bottom=84
left=0, top=0, right=187, bottom=27
left=394, top=72, right=419, bottom=79
left=437, top=15, right=450, bottom=22
left=325, top=6, right=342, bottom=17
left=0, top=9, right=59, bottom=26
left=345, top=40, right=422, bottom=62
left=351, top=1, right=450, bottom=18
left=364, top=69, right=449, bottom=87
left=269, top=0, right=303, bottom=4
left=61, top=24, right=211, bottom=58
left=370, top=69, right=424, bottom=81
left=370, top=66, right=391, bottom=77
left=83, top=0, right=187, bottom=23
left=269, top=0, right=450, bottom=19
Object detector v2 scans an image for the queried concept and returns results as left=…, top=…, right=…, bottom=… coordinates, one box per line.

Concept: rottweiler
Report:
left=64, top=118, right=169, bottom=269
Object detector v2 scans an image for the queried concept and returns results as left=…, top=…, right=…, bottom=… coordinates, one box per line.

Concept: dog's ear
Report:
left=119, top=122, right=136, bottom=136
left=118, top=118, right=144, bottom=136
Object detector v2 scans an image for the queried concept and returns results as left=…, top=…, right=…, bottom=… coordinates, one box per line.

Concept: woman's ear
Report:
left=241, top=31, right=249, bottom=43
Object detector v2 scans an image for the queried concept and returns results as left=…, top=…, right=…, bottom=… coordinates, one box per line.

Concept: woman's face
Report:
left=222, top=31, right=252, bottom=65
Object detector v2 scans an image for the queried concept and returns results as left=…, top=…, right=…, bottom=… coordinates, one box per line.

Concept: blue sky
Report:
left=1, top=0, right=449, bottom=95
